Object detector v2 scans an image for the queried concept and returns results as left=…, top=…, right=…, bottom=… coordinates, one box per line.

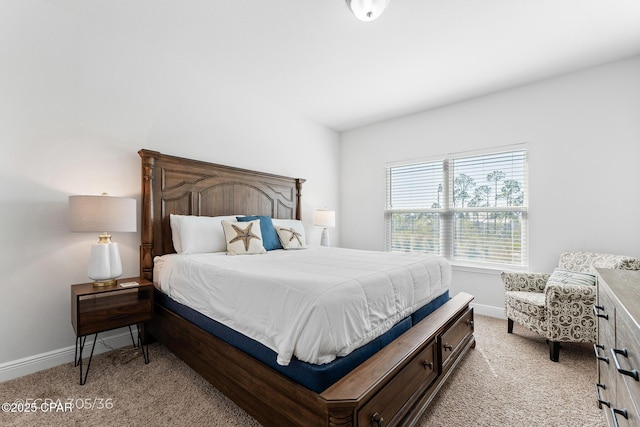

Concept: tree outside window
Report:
left=385, top=147, right=528, bottom=267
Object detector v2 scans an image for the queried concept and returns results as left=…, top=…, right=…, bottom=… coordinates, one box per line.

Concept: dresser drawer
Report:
left=609, top=381, right=640, bottom=427
left=596, top=286, right=615, bottom=341
left=596, top=286, right=617, bottom=408
left=614, top=311, right=640, bottom=408
left=596, top=268, right=640, bottom=427
left=440, top=307, right=474, bottom=370
left=597, top=353, right=618, bottom=414
left=357, top=340, right=437, bottom=427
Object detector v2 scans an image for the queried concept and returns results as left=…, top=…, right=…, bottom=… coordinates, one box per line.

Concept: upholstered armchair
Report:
left=502, top=251, right=640, bottom=362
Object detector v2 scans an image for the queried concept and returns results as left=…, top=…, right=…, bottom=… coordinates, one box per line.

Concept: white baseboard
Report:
left=0, top=331, right=135, bottom=383
left=471, top=302, right=506, bottom=319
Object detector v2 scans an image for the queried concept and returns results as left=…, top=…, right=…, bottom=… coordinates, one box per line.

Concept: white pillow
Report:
left=271, top=219, right=306, bottom=246
left=221, top=220, right=267, bottom=255
left=170, top=214, right=243, bottom=254
left=547, top=269, right=596, bottom=287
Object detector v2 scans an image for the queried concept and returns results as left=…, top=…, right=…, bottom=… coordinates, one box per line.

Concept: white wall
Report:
left=3, top=2, right=638, bottom=380
left=0, top=2, right=340, bottom=374
left=340, top=55, right=640, bottom=317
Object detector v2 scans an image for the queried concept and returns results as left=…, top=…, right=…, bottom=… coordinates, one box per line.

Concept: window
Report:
left=385, top=146, right=528, bottom=268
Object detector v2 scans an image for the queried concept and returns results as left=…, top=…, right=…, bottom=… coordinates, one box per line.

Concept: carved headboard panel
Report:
left=139, top=149, right=305, bottom=280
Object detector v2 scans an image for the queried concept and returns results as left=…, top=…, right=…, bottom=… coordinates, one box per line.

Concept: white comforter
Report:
left=154, top=246, right=450, bottom=366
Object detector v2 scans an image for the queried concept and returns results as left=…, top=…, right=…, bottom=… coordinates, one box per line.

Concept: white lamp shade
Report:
left=347, top=0, right=390, bottom=21
left=313, top=210, right=336, bottom=228
left=88, top=242, right=123, bottom=281
left=69, top=195, right=136, bottom=233
left=69, top=194, right=135, bottom=285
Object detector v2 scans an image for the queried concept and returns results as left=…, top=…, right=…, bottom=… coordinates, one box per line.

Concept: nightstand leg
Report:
left=137, top=323, right=150, bottom=364
left=128, top=325, right=137, bottom=347
left=74, top=336, right=86, bottom=367
left=77, top=333, right=98, bottom=385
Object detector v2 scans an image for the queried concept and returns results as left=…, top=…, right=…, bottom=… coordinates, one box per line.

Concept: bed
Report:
left=139, top=149, right=475, bottom=426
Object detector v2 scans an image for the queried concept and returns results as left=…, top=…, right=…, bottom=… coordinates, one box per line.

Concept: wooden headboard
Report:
left=138, top=149, right=305, bottom=280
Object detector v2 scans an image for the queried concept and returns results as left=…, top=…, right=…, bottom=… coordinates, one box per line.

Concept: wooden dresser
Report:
left=595, top=268, right=640, bottom=426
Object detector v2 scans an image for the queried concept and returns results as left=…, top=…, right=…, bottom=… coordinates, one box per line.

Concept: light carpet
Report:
left=0, top=315, right=605, bottom=426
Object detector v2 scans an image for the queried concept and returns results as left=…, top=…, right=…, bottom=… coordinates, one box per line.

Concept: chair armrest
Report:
left=545, top=283, right=597, bottom=306
left=501, top=272, right=549, bottom=293
left=545, top=284, right=597, bottom=342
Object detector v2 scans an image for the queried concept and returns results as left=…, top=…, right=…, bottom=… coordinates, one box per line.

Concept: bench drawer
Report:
left=440, top=307, right=474, bottom=370
left=357, top=340, right=437, bottom=427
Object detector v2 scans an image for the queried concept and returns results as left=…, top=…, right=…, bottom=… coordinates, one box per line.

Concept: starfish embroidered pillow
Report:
left=272, top=219, right=306, bottom=244
left=236, top=215, right=282, bottom=251
left=221, top=219, right=267, bottom=255
left=275, top=225, right=307, bottom=250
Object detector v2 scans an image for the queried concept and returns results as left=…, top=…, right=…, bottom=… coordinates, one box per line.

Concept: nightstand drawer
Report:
left=72, top=284, right=154, bottom=337
left=78, top=296, right=152, bottom=335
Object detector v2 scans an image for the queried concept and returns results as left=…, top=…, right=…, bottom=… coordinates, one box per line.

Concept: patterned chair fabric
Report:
left=502, top=251, right=640, bottom=361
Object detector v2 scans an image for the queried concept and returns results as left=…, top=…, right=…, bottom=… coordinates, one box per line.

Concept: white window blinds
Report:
left=386, top=160, right=445, bottom=254
left=385, top=147, right=528, bottom=268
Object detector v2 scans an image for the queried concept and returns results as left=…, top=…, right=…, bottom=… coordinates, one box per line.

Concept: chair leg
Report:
left=507, top=318, right=514, bottom=334
left=548, top=341, right=560, bottom=362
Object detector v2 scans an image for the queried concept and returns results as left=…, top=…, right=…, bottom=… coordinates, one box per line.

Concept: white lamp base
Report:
left=320, top=228, right=330, bottom=247
left=88, top=242, right=123, bottom=287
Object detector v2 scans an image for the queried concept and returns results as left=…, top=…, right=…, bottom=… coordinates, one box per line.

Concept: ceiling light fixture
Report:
left=346, top=0, right=390, bottom=22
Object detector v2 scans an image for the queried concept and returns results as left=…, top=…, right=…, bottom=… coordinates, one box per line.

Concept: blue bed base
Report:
left=155, top=290, right=450, bottom=393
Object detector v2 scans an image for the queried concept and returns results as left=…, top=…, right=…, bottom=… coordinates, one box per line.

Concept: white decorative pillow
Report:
left=547, top=269, right=596, bottom=287
left=170, top=214, right=243, bottom=254
left=272, top=219, right=306, bottom=246
left=221, top=220, right=267, bottom=255
left=275, top=226, right=307, bottom=250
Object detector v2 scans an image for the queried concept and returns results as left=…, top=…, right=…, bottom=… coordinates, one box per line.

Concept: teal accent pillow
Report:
left=237, top=216, right=282, bottom=251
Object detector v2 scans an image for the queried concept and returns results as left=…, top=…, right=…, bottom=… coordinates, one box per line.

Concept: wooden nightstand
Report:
left=71, top=277, right=153, bottom=385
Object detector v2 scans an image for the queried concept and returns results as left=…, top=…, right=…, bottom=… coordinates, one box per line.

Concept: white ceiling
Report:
left=43, top=0, right=640, bottom=131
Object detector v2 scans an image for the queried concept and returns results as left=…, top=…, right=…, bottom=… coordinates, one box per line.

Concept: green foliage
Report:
left=391, top=169, right=525, bottom=265
left=455, top=170, right=523, bottom=208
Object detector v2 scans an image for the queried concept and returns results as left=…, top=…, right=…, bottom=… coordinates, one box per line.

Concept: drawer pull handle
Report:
left=443, top=344, right=453, bottom=352
left=611, top=407, right=628, bottom=427
left=595, top=383, right=610, bottom=408
left=371, top=412, right=385, bottom=427
left=422, top=360, right=434, bottom=370
left=594, top=344, right=609, bottom=364
left=610, top=348, right=639, bottom=381
left=593, top=305, right=608, bottom=320
left=465, top=319, right=474, bottom=326
left=109, top=314, right=129, bottom=321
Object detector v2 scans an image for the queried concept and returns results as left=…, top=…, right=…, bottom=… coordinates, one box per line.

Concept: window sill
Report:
left=450, top=261, right=528, bottom=275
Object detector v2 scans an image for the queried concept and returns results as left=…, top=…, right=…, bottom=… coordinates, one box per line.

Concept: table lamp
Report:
left=313, top=209, right=335, bottom=247
left=69, top=193, right=137, bottom=286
